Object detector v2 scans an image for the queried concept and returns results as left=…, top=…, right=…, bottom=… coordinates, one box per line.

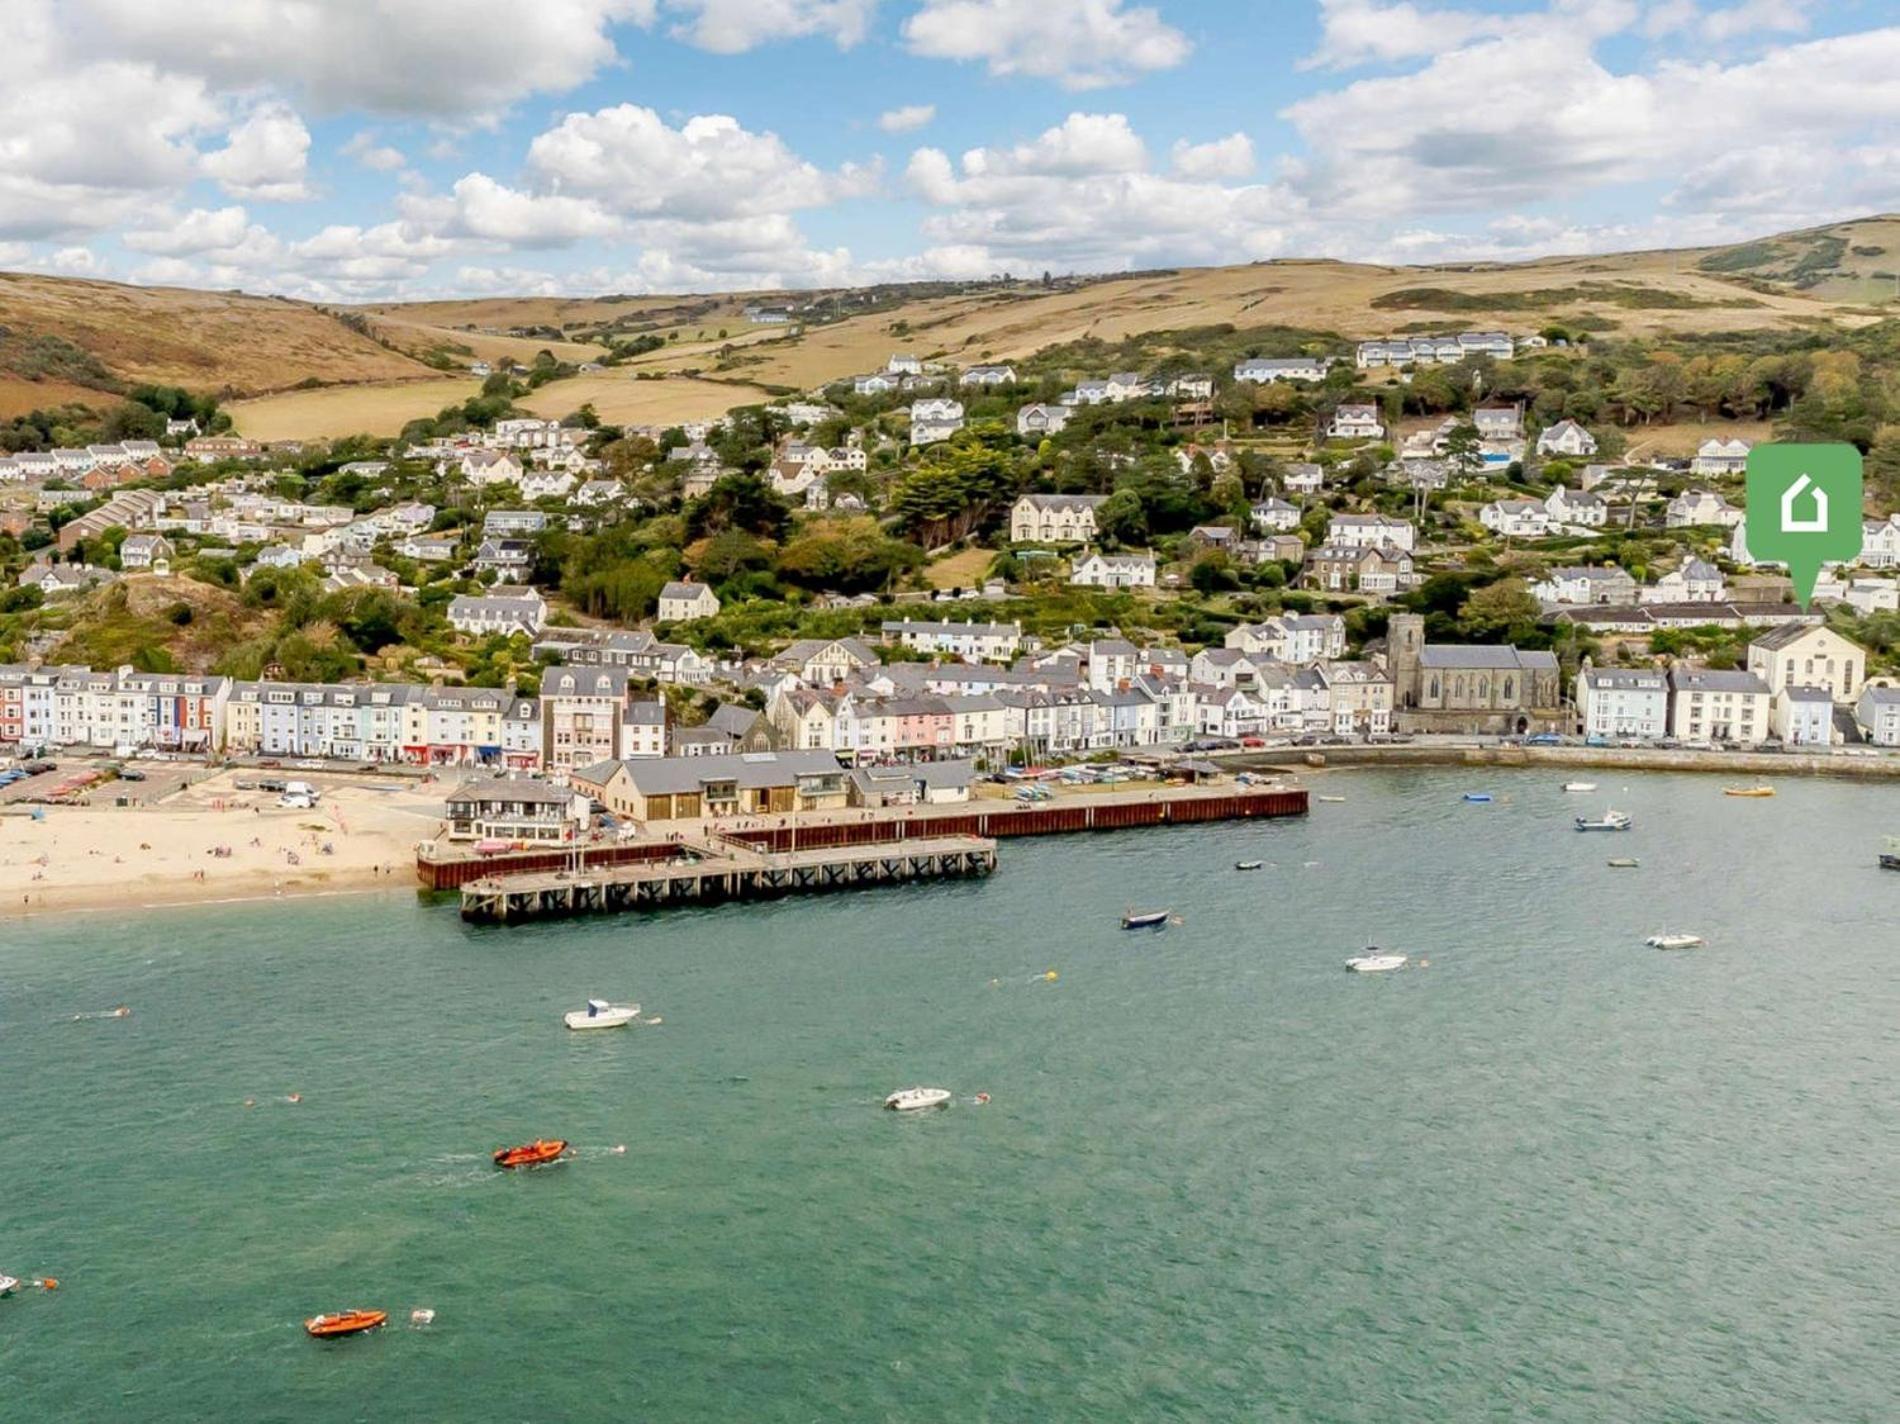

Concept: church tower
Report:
left=1389, top=612, right=1424, bottom=709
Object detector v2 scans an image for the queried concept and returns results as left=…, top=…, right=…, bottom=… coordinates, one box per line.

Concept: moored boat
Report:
left=564, top=998, right=641, bottom=1030
left=1317, top=795, right=1346, bottom=803
left=1645, top=933, right=1706, bottom=950
left=305, top=1309, right=387, bottom=1339
left=1120, top=909, right=1171, bottom=930
left=1562, top=782, right=1597, bottom=793
left=1724, top=785, right=1775, bottom=798
left=1576, top=809, right=1632, bottom=832
left=492, top=1138, right=568, bottom=1169
left=1607, top=857, right=1640, bottom=869
left=1346, top=949, right=1408, bottom=973
left=0, top=1274, right=18, bottom=1297
left=1883, top=837, right=1900, bottom=871
left=1234, top=860, right=1264, bottom=871
left=884, top=1087, right=952, bottom=1111
left=1462, top=792, right=1493, bottom=803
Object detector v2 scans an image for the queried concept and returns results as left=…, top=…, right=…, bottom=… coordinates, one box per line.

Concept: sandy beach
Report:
left=0, top=770, right=448, bottom=917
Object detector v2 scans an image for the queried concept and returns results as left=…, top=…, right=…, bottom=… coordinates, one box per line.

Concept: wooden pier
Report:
left=459, top=834, right=997, bottom=924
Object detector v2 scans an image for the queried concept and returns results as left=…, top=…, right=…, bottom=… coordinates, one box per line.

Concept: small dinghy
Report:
left=305, top=1309, right=387, bottom=1339
left=884, top=1087, right=952, bottom=1112
left=492, top=1138, right=568, bottom=1169
left=1234, top=860, right=1264, bottom=871
left=1724, top=785, right=1775, bottom=798
left=1120, top=909, right=1172, bottom=930
left=564, top=998, right=641, bottom=1030
left=1462, top=792, right=1494, bottom=803
left=1607, top=857, right=1640, bottom=869
left=0, top=1275, right=18, bottom=1297
left=1346, top=949, right=1408, bottom=973
left=1576, top=809, right=1632, bottom=831
left=1317, top=795, right=1346, bottom=803
left=1563, top=782, right=1597, bottom=793
left=1645, top=933, right=1706, bottom=950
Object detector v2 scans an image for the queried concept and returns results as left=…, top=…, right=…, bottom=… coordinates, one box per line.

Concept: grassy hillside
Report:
left=5, top=216, right=1895, bottom=439
left=0, top=273, right=437, bottom=409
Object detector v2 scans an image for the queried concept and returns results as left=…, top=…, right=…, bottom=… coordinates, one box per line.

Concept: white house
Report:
left=1666, top=489, right=1742, bottom=528
left=960, top=364, right=1017, bottom=387
left=887, top=354, right=923, bottom=376
left=1860, top=515, right=1900, bottom=569
left=1250, top=498, right=1301, bottom=533
left=1012, top=493, right=1108, bottom=544
left=1577, top=665, right=1669, bottom=740
left=1283, top=463, right=1325, bottom=495
left=1772, top=685, right=1835, bottom=746
left=1472, top=406, right=1522, bottom=441
left=1326, top=513, right=1415, bottom=552
left=1543, top=486, right=1608, bottom=528
left=1017, top=404, right=1072, bottom=439
left=881, top=618, right=1023, bottom=662
left=854, top=373, right=899, bottom=396
left=1691, top=438, right=1752, bottom=476
left=1640, top=559, right=1725, bottom=604
left=1235, top=357, right=1330, bottom=384
left=1479, top=499, right=1553, bottom=538
left=1536, top=420, right=1599, bottom=458
left=1854, top=686, right=1900, bottom=747
left=657, top=581, right=721, bottom=622
left=1327, top=404, right=1385, bottom=441
left=909, top=399, right=965, bottom=446
left=1669, top=666, right=1771, bottom=746
left=460, top=450, right=524, bottom=487
left=1071, top=552, right=1156, bottom=589
left=448, top=588, right=547, bottom=637
left=1530, top=565, right=1639, bottom=607
left=118, top=534, right=175, bottom=571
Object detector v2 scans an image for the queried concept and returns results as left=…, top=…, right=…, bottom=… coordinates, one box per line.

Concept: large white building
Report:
left=1668, top=667, right=1771, bottom=746
left=1577, top=665, right=1669, bottom=739
left=1011, top=493, right=1108, bottom=544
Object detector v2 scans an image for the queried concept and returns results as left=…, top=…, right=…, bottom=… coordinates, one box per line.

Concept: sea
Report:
left=4, top=768, right=1898, bottom=1422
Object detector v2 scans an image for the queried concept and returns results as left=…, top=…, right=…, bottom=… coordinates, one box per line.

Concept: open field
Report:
left=226, top=376, right=481, bottom=440
left=0, top=374, right=106, bottom=417
left=922, top=547, right=995, bottom=590
left=1621, top=419, right=1778, bottom=461
left=516, top=373, right=776, bottom=426
left=363, top=315, right=610, bottom=367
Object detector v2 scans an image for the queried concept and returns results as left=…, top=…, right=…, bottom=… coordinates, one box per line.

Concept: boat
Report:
left=1234, top=860, right=1264, bottom=871
left=1462, top=792, right=1494, bottom=803
left=1724, top=785, right=1775, bottom=798
left=563, top=998, right=641, bottom=1030
left=1317, top=795, right=1347, bottom=803
left=1575, top=810, right=1632, bottom=832
left=1607, top=857, right=1640, bottom=869
left=1120, top=909, right=1171, bottom=930
left=884, top=1087, right=953, bottom=1112
left=1883, top=837, right=1900, bottom=871
left=1645, top=933, right=1706, bottom=950
left=1346, top=949, right=1408, bottom=973
left=305, top=1310, right=387, bottom=1339
left=0, top=1275, right=17, bottom=1297
left=1562, top=782, right=1598, bottom=793
left=492, top=1138, right=568, bottom=1169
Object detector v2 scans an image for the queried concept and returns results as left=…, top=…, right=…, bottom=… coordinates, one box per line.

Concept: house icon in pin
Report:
left=1780, top=473, right=1827, bottom=534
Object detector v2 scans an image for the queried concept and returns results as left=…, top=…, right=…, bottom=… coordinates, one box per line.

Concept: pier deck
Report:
left=459, top=834, right=997, bottom=924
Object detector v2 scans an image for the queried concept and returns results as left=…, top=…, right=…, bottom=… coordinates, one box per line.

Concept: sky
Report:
left=3, top=0, right=1897, bottom=302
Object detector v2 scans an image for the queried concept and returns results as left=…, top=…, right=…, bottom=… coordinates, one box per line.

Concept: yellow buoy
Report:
left=1044, top=970, right=1058, bottom=982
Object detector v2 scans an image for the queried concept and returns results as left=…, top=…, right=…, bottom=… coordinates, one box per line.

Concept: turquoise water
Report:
left=4, top=768, right=1899, bottom=1421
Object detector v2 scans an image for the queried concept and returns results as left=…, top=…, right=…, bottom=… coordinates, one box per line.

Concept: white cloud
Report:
left=878, top=104, right=937, bottom=133
left=343, top=132, right=408, bottom=173
left=658, top=0, right=876, bottom=52
left=903, top=0, right=1191, bottom=88
left=421, top=174, right=622, bottom=247
left=124, top=206, right=262, bottom=257
left=1303, top=0, right=1637, bottom=69
left=525, top=104, right=875, bottom=219
left=1171, top=133, right=1255, bottom=180
left=202, top=103, right=313, bottom=200
left=1282, top=24, right=1900, bottom=219
left=1697, top=0, right=1814, bottom=41
left=905, top=113, right=1295, bottom=272
left=54, top=0, right=653, bottom=119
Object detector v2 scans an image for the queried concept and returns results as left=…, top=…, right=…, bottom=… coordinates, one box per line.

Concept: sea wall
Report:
left=1250, top=744, right=1900, bottom=780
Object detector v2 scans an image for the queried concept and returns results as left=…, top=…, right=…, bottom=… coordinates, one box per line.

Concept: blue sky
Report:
left=4, top=0, right=1896, bottom=300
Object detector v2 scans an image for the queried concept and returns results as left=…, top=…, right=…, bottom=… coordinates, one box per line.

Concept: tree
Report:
left=685, top=472, right=792, bottom=542
left=1442, top=422, right=1483, bottom=479
left=1459, top=578, right=1541, bottom=643
left=1096, top=488, right=1148, bottom=547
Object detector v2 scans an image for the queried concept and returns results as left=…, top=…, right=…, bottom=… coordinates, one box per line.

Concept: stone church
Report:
left=1388, top=613, right=1565, bottom=734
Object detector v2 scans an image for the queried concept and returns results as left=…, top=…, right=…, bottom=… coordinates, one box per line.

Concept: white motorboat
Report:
left=1576, top=809, right=1632, bottom=832
left=1645, top=933, right=1706, bottom=950
left=563, top=998, right=642, bottom=1030
left=1346, top=949, right=1408, bottom=973
left=0, top=1274, right=18, bottom=1297
left=1562, top=781, right=1598, bottom=793
left=884, top=1087, right=952, bottom=1112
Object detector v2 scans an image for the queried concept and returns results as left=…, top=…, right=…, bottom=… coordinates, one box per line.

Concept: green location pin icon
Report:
left=1745, top=443, right=1864, bottom=610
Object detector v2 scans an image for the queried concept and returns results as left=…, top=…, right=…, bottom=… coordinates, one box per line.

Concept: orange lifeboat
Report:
left=305, top=1309, right=387, bottom=1339
left=492, top=1138, right=568, bottom=1169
